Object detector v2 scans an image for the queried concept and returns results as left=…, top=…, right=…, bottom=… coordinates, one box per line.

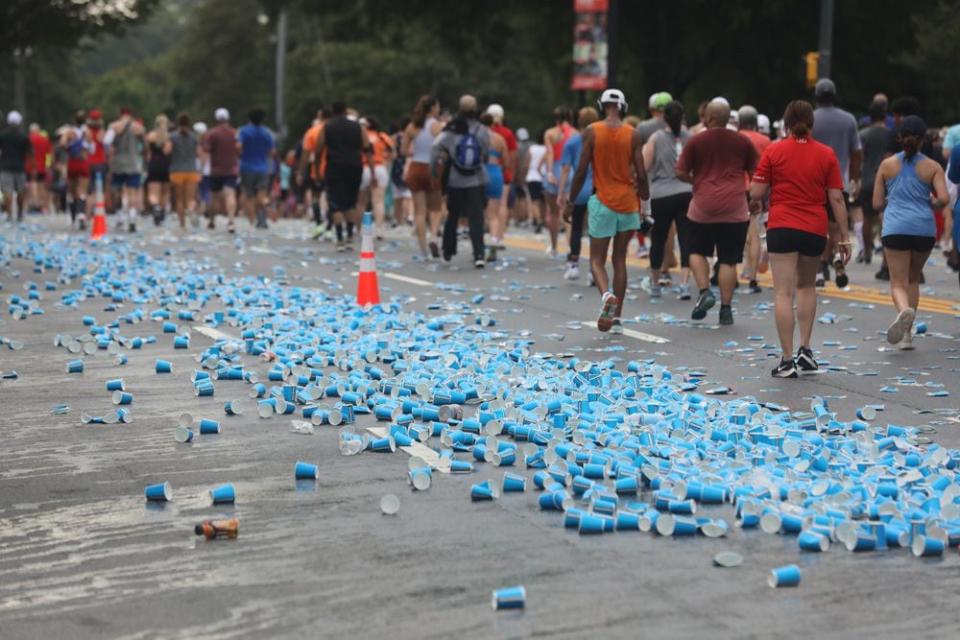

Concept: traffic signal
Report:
left=804, top=52, right=820, bottom=88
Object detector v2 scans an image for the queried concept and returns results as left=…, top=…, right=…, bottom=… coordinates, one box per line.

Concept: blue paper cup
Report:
left=768, top=564, right=801, bottom=588
left=408, top=467, right=432, bottom=491
left=656, top=514, right=698, bottom=536
left=616, top=511, right=641, bottom=531
left=471, top=480, right=499, bottom=501
left=209, top=483, right=236, bottom=504
left=370, top=436, right=396, bottom=452
left=195, top=380, right=215, bottom=397
left=578, top=513, right=607, bottom=534
left=501, top=472, right=526, bottom=493
left=799, top=530, right=830, bottom=552
left=449, top=460, right=474, bottom=473
left=66, top=359, right=84, bottom=373
left=144, top=481, right=172, bottom=502
left=912, top=535, right=945, bottom=557
left=198, top=418, right=221, bottom=434
left=106, top=378, right=125, bottom=391
left=155, top=359, right=172, bottom=374
left=112, top=390, right=133, bottom=405
left=856, top=406, right=877, bottom=421
left=249, top=382, right=267, bottom=399
left=174, top=426, right=195, bottom=443
left=223, top=400, right=243, bottom=416
left=295, top=461, right=319, bottom=480
left=491, top=585, right=525, bottom=610
left=178, top=412, right=194, bottom=428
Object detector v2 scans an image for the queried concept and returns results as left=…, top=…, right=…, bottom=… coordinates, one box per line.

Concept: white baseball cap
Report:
left=214, top=108, right=230, bottom=122
left=486, top=104, right=505, bottom=120
left=193, top=121, right=208, bottom=135
left=516, top=127, right=530, bottom=142
left=599, top=88, right=628, bottom=112
left=7, top=110, right=23, bottom=126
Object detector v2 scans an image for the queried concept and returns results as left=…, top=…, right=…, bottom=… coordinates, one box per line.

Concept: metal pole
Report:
left=275, top=8, right=288, bottom=143
left=13, top=48, right=26, bottom=116
left=818, top=0, right=834, bottom=79
left=607, top=0, right=619, bottom=88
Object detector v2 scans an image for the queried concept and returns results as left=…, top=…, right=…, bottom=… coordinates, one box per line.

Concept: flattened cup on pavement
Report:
left=174, top=426, right=195, bottom=443
left=380, top=493, right=400, bottom=515
left=145, top=482, right=172, bottom=502
left=66, top=359, right=84, bottom=373
left=198, top=418, right=221, bottom=434
left=51, top=404, right=69, bottom=415
left=768, top=564, right=801, bottom=588
left=713, top=551, right=743, bottom=568
left=294, top=461, right=319, bottom=480
left=155, top=359, right=172, bottom=374
left=112, top=390, right=133, bottom=405
left=210, top=483, right=236, bottom=504
left=491, top=586, right=526, bottom=610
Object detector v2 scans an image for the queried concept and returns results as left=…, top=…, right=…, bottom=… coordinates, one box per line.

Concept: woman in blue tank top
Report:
left=873, top=115, right=949, bottom=349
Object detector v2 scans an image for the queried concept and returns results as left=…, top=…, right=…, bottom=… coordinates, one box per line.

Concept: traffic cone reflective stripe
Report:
left=356, top=211, right=380, bottom=306
left=91, top=175, right=107, bottom=240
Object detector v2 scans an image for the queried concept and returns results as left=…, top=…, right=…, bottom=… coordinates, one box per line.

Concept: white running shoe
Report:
left=886, top=308, right=916, bottom=345
left=564, top=263, right=580, bottom=281
left=898, top=332, right=915, bottom=351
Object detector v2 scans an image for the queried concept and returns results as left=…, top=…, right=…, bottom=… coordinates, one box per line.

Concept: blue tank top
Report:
left=882, top=152, right=935, bottom=238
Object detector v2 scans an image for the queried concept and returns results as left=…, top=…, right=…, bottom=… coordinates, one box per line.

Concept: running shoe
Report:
left=486, top=247, right=498, bottom=263
left=898, top=332, right=915, bottom=351
left=659, top=273, right=672, bottom=287
left=886, top=308, right=915, bottom=345
left=128, top=222, right=136, bottom=233
left=718, top=306, right=734, bottom=326
left=875, top=265, right=889, bottom=281
left=597, top=291, right=618, bottom=332
left=429, top=241, right=440, bottom=260
left=564, top=263, right=580, bottom=281
left=748, top=279, right=762, bottom=294
left=474, top=258, right=485, bottom=269
left=677, top=283, right=691, bottom=301
left=77, top=214, right=86, bottom=231
left=649, top=284, right=662, bottom=299
left=796, top=346, right=819, bottom=373
left=609, top=318, right=624, bottom=335
left=335, top=241, right=346, bottom=253
left=637, top=244, right=649, bottom=259
left=208, top=217, right=216, bottom=230
left=834, top=259, right=848, bottom=288
left=311, top=224, right=325, bottom=239
left=771, top=358, right=798, bottom=378
left=691, top=289, right=716, bottom=320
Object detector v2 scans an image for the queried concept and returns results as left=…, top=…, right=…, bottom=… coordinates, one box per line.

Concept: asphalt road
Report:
left=1, top=214, right=959, bottom=640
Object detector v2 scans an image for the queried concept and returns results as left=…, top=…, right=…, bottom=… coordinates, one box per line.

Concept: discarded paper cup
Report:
left=380, top=493, right=400, bottom=515
left=713, top=551, right=743, bottom=568
left=66, top=359, right=84, bottom=373
left=198, top=418, right=221, bottom=434
left=471, top=480, right=498, bottom=501
left=145, top=481, right=172, bottom=502
left=105, top=378, right=125, bottom=391
left=155, top=359, right=172, bottom=374
left=501, top=472, right=526, bottom=493
left=491, top=586, right=526, bottom=610
left=223, top=400, right=243, bottom=416
left=799, top=530, right=830, bottom=552
left=912, top=535, right=945, bottom=557
left=174, top=426, right=195, bottom=443
left=408, top=467, right=432, bottom=491
left=768, top=564, right=801, bottom=588
left=209, top=483, right=236, bottom=504
left=294, top=461, right=319, bottom=480
left=112, top=390, right=133, bottom=405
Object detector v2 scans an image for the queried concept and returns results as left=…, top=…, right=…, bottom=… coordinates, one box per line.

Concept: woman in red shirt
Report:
left=749, top=101, right=851, bottom=378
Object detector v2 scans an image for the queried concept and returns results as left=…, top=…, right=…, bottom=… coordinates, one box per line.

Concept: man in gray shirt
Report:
left=636, top=91, right=672, bottom=145
left=812, top=78, right=862, bottom=288
left=431, top=95, right=490, bottom=268
left=857, top=100, right=894, bottom=263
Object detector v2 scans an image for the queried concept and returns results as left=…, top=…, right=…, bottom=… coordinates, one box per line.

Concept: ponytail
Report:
left=783, top=100, right=814, bottom=138
left=902, top=135, right=920, bottom=159
left=663, top=101, right=684, bottom=137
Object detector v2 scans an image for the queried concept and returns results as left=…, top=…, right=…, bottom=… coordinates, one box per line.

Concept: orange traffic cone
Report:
left=356, top=211, right=380, bottom=306
left=90, top=174, right=107, bottom=240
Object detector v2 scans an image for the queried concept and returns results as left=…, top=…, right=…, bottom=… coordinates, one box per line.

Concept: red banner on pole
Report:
left=571, top=0, right=609, bottom=90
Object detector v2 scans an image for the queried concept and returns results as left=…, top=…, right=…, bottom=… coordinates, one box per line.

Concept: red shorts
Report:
left=67, top=159, right=89, bottom=179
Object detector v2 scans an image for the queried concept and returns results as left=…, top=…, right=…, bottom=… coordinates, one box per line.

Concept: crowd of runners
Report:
left=1, top=79, right=958, bottom=377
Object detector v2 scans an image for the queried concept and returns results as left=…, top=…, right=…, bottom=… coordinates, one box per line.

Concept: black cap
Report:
left=897, top=115, right=926, bottom=139
left=194, top=524, right=204, bottom=536
left=814, top=78, right=836, bottom=99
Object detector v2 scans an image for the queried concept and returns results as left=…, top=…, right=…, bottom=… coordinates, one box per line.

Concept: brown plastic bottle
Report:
left=194, top=518, right=239, bottom=540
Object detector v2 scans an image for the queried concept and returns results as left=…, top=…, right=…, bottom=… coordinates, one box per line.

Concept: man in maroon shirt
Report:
left=676, top=100, right=758, bottom=325
left=203, top=107, right=238, bottom=231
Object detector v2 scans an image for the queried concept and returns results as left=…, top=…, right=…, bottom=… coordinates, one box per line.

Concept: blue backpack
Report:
left=452, top=125, right=483, bottom=174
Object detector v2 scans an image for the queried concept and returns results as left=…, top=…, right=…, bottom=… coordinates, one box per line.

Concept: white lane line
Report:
left=192, top=326, right=239, bottom=342
left=580, top=321, right=670, bottom=344
left=350, top=271, right=432, bottom=287
left=366, top=426, right=447, bottom=472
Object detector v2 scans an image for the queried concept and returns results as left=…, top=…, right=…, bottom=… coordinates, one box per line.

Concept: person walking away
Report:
left=513, top=127, right=532, bottom=225
left=543, top=106, right=575, bottom=257
left=749, top=100, right=851, bottom=378
left=403, top=96, right=444, bottom=259
left=737, top=105, right=772, bottom=294
left=525, top=131, right=548, bottom=233
left=432, top=95, right=490, bottom=268
left=644, top=100, right=693, bottom=300
left=314, top=101, right=373, bottom=251
left=873, top=115, right=949, bottom=350
left=25, top=123, right=51, bottom=214
left=84, top=110, right=108, bottom=221
left=204, top=108, right=238, bottom=232
left=858, top=100, right=894, bottom=265
left=390, top=117, right=413, bottom=229
left=566, top=88, right=650, bottom=333
left=62, top=110, right=91, bottom=229
left=811, top=79, right=862, bottom=288
left=104, top=107, right=146, bottom=232
left=485, top=104, right=518, bottom=250
left=0, top=111, right=30, bottom=221
left=169, top=113, right=201, bottom=230
left=557, top=106, right=599, bottom=281
left=360, top=116, right=393, bottom=239
left=481, top=113, right=507, bottom=255
left=237, top=108, right=276, bottom=230
left=676, top=99, right=758, bottom=325
left=145, top=114, right=173, bottom=226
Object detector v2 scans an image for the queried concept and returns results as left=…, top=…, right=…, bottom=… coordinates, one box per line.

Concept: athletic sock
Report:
left=312, top=202, right=321, bottom=225
left=335, top=223, right=344, bottom=242
left=721, top=304, right=731, bottom=310
left=854, top=221, right=864, bottom=254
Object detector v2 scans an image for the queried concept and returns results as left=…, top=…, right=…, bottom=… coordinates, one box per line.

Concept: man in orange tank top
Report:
left=566, top=89, right=649, bottom=333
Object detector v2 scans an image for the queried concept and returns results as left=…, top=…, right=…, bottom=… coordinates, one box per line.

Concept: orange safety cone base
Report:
left=357, top=271, right=380, bottom=306
left=91, top=214, right=107, bottom=240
